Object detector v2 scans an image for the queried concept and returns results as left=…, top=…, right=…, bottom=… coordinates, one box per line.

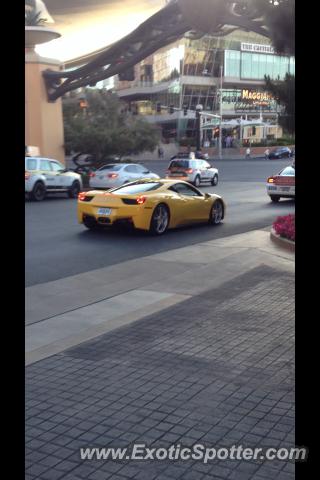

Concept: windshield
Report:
left=111, top=182, right=163, bottom=195
left=279, top=166, right=295, bottom=176
left=169, top=160, right=190, bottom=169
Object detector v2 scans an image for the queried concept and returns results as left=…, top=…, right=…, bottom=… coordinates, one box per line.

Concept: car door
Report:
left=50, top=161, right=68, bottom=188
left=170, top=183, right=208, bottom=223
left=39, top=159, right=57, bottom=188
left=201, top=160, right=213, bottom=180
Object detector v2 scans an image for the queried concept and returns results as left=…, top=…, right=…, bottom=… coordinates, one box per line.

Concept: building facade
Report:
left=114, top=29, right=294, bottom=146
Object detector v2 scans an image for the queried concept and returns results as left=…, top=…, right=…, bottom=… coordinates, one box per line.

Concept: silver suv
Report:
left=166, top=158, right=219, bottom=187
left=25, top=157, right=82, bottom=201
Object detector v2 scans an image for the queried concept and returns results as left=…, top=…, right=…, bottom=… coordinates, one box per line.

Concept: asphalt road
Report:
left=25, top=159, right=294, bottom=286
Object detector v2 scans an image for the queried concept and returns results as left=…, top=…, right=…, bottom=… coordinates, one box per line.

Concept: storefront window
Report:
left=224, top=50, right=241, bottom=77
left=241, top=52, right=291, bottom=80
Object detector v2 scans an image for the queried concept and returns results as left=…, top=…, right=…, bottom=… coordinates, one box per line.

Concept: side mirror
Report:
left=204, top=193, right=211, bottom=199
left=143, top=170, right=150, bottom=174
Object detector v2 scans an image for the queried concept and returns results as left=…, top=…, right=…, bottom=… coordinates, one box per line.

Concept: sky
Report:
left=35, top=0, right=167, bottom=62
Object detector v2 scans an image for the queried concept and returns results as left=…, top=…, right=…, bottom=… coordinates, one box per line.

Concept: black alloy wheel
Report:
left=211, top=174, right=218, bottom=186
left=31, top=182, right=46, bottom=201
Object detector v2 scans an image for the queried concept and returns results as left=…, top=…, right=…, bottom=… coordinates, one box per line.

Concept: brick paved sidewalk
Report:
left=26, top=265, right=295, bottom=480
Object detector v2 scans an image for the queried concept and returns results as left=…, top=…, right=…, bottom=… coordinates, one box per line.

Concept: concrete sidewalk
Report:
left=26, top=228, right=294, bottom=366
left=26, top=228, right=295, bottom=480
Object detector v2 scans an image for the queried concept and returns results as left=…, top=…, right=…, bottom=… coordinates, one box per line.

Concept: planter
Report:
left=270, top=227, right=295, bottom=253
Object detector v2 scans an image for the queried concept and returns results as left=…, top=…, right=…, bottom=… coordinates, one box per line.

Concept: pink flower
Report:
left=273, top=214, right=295, bottom=241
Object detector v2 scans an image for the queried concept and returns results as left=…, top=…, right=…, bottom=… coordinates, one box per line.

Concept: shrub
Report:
left=273, top=214, right=295, bottom=242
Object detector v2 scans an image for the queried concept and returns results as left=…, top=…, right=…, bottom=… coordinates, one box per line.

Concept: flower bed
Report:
left=272, top=214, right=295, bottom=242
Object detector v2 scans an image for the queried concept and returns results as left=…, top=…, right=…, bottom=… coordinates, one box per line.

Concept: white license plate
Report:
left=280, top=187, right=290, bottom=192
left=97, top=207, right=112, bottom=215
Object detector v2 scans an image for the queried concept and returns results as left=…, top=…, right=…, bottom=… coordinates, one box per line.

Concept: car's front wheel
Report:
left=211, top=174, right=218, bottom=186
left=270, top=195, right=280, bottom=203
left=209, top=200, right=223, bottom=225
left=68, top=181, right=81, bottom=198
left=149, top=204, right=169, bottom=235
left=31, top=181, right=46, bottom=201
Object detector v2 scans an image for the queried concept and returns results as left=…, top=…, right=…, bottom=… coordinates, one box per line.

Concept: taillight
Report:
left=136, top=195, right=146, bottom=204
left=25, top=171, right=30, bottom=180
left=108, top=173, right=118, bottom=179
left=185, top=168, right=193, bottom=174
left=89, top=172, right=95, bottom=177
left=267, top=177, right=275, bottom=183
left=78, top=192, right=87, bottom=201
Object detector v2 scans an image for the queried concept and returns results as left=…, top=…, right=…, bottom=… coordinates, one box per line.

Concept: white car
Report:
left=89, top=163, right=160, bottom=189
left=266, top=164, right=295, bottom=202
left=25, top=157, right=82, bottom=201
left=166, top=158, right=219, bottom=187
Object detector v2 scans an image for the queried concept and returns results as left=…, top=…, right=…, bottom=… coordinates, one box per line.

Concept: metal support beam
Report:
left=43, top=0, right=270, bottom=101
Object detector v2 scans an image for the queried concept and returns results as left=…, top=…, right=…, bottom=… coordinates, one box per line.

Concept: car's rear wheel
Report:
left=68, top=181, right=80, bottom=198
left=31, top=181, right=46, bottom=201
left=209, top=200, right=223, bottom=225
left=83, top=215, right=100, bottom=230
left=149, top=204, right=169, bottom=235
left=211, top=174, right=218, bottom=186
left=194, top=175, right=201, bottom=187
left=270, top=195, right=280, bottom=203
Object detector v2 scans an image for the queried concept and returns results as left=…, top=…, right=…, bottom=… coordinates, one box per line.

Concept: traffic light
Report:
left=169, top=104, right=174, bottom=114
left=183, top=105, right=188, bottom=115
left=156, top=102, right=161, bottom=113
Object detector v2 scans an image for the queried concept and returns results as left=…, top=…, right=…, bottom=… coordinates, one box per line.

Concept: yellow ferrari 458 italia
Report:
left=77, top=179, right=226, bottom=235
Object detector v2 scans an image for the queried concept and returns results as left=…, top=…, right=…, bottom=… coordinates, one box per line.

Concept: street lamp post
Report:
left=195, top=104, right=203, bottom=151
left=218, top=65, right=223, bottom=159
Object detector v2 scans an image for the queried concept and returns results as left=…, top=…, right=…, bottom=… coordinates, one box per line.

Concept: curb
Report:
left=270, top=227, right=295, bottom=253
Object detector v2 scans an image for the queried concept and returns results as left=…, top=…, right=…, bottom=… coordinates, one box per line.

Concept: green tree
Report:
left=264, top=73, right=295, bottom=135
left=63, top=89, right=160, bottom=163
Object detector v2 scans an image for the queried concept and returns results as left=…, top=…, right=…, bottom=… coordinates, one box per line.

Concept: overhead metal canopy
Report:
left=42, top=0, right=270, bottom=101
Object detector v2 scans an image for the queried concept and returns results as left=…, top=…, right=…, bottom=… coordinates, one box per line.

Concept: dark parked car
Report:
left=268, top=147, right=292, bottom=159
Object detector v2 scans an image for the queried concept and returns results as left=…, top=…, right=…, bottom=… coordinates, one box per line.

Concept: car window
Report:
left=169, top=160, right=190, bottom=169
left=26, top=158, right=37, bottom=170
left=98, top=164, right=122, bottom=171
left=170, top=183, right=203, bottom=197
left=39, top=159, right=52, bottom=171
left=124, top=165, right=138, bottom=173
left=135, top=164, right=147, bottom=173
left=202, top=161, right=211, bottom=168
left=279, top=166, right=295, bottom=176
left=50, top=161, right=64, bottom=172
left=111, top=182, right=162, bottom=194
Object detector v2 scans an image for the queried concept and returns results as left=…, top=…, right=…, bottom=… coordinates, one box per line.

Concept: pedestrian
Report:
left=245, top=147, right=251, bottom=159
left=264, top=148, right=270, bottom=160
left=158, top=146, right=164, bottom=159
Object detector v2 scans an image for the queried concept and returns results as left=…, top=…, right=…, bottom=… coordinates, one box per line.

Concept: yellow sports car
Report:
left=77, top=179, right=226, bottom=235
